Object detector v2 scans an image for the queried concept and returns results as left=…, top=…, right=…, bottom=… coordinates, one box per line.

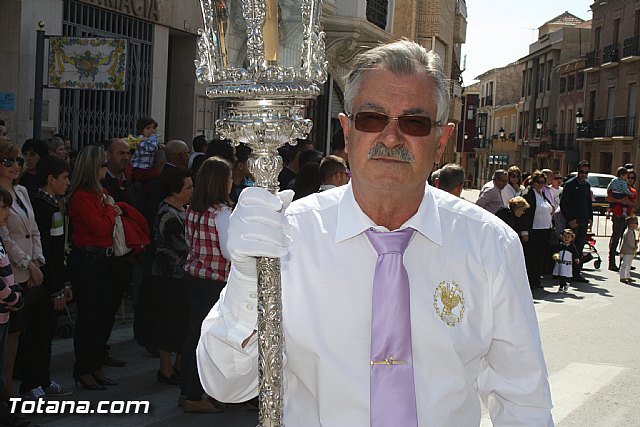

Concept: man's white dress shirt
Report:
left=197, top=183, right=553, bottom=426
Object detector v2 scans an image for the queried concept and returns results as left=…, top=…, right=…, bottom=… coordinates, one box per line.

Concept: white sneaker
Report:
left=44, top=380, right=73, bottom=397
left=21, top=386, right=45, bottom=400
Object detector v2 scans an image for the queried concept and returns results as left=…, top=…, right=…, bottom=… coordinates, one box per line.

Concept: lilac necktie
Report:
left=365, top=227, right=418, bottom=427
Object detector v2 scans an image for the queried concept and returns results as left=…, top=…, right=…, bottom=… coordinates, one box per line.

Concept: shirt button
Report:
left=25, top=234, right=30, bottom=239
left=245, top=303, right=253, bottom=311
left=249, top=292, right=257, bottom=299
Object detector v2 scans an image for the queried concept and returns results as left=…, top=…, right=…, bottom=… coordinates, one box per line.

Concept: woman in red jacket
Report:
left=67, top=144, right=120, bottom=390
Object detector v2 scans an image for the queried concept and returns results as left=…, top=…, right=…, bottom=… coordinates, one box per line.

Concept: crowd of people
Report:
left=471, top=161, right=638, bottom=292
left=0, top=113, right=354, bottom=425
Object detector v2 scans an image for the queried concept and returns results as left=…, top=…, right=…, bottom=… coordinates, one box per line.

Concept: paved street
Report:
left=19, top=190, right=640, bottom=426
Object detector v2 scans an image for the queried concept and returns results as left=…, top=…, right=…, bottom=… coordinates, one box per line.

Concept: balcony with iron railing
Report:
left=576, top=116, right=636, bottom=138
left=585, top=49, right=601, bottom=70
left=480, top=95, right=493, bottom=108
left=550, top=133, right=578, bottom=151
left=602, top=43, right=620, bottom=67
left=473, top=138, right=491, bottom=150
left=366, top=0, right=388, bottom=30
left=622, top=36, right=640, bottom=59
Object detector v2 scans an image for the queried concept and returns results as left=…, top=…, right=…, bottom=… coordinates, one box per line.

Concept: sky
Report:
left=461, top=0, right=593, bottom=86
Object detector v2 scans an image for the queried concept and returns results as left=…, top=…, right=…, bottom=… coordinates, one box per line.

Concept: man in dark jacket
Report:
left=560, top=160, right=593, bottom=282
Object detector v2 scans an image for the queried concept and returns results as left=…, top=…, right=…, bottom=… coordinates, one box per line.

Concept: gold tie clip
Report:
left=370, top=356, right=408, bottom=368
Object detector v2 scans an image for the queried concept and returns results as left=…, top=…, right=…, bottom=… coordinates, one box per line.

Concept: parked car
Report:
left=568, top=172, right=616, bottom=213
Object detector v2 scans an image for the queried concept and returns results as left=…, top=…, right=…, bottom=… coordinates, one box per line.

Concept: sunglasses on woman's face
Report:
left=1, top=157, right=24, bottom=168
left=509, top=173, right=520, bottom=178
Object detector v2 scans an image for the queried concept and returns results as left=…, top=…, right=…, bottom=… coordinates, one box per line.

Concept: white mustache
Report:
left=368, top=143, right=415, bottom=163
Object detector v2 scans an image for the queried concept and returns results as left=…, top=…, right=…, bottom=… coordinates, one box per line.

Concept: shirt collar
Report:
left=107, top=169, right=126, bottom=181
left=335, top=182, right=443, bottom=247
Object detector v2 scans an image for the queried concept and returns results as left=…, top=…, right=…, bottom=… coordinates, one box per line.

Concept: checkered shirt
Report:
left=130, top=135, right=159, bottom=169
left=184, top=205, right=230, bottom=281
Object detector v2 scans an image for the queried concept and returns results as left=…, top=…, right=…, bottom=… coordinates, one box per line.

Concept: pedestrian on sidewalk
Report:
left=552, top=229, right=580, bottom=293
left=619, top=216, right=638, bottom=283
left=0, top=187, right=28, bottom=426
left=560, top=161, right=593, bottom=283
left=19, top=156, right=73, bottom=399
left=607, top=170, right=636, bottom=271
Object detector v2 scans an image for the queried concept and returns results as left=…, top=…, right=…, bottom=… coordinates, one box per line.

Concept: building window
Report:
left=576, top=72, right=584, bottom=90
left=546, top=60, right=553, bottom=91
left=559, top=77, right=566, bottom=93
left=568, top=75, right=575, bottom=92
left=538, top=63, right=545, bottom=93
left=366, top=0, right=388, bottom=30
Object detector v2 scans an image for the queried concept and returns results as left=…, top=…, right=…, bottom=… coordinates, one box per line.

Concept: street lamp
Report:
left=196, top=1, right=327, bottom=425
left=536, top=117, right=543, bottom=137
left=464, top=132, right=468, bottom=140
left=478, top=130, right=484, bottom=140
left=576, top=110, right=584, bottom=125
left=499, top=127, right=505, bottom=139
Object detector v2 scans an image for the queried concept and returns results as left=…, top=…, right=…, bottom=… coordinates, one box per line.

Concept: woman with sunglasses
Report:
left=517, top=170, right=556, bottom=291
left=501, top=165, right=523, bottom=207
left=67, top=144, right=121, bottom=390
left=0, top=141, right=46, bottom=399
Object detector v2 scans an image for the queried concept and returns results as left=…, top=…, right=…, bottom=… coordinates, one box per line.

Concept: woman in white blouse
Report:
left=501, top=165, right=523, bottom=207
left=517, top=170, right=555, bottom=290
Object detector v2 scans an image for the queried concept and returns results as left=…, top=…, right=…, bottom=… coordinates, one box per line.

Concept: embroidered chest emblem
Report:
left=433, top=281, right=465, bottom=326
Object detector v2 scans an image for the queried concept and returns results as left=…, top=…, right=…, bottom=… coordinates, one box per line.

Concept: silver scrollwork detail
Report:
left=196, top=0, right=327, bottom=99
left=256, top=256, right=284, bottom=427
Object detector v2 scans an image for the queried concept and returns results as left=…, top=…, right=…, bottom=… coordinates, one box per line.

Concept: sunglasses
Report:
left=348, top=112, right=438, bottom=137
left=535, top=180, right=546, bottom=184
left=1, top=157, right=24, bottom=168
left=509, top=173, right=520, bottom=178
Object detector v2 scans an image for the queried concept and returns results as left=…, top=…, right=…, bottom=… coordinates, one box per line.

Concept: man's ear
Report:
left=338, top=113, right=350, bottom=154
left=435, top=123, right=456, bottom=164
left=47, top=174, right=55, bottom=186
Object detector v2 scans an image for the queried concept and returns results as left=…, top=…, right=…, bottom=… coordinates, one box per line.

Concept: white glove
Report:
left=227, top=187, right=294, bottom=281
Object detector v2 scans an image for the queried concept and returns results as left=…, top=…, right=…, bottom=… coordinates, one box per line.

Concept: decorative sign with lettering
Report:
left=47, top=37, right=127, bottom=91
left=80, top=0, right=159, bottom=22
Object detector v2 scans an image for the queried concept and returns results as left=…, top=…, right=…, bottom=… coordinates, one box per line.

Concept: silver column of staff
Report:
left=195, top=1, right=327, bottom=425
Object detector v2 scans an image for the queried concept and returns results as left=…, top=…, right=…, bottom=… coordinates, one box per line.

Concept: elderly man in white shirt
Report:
left=476, top=169, right=508, bottom=214
left=197, top=40, right=553, bottom=426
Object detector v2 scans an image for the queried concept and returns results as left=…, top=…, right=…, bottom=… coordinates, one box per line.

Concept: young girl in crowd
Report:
left=619, top=216, right=639, bottom=283
left=130, top=117, right=162, bottom=183
left=552, top=229, right=580, bottom=294
left=180, top=156, right=232, bottom=413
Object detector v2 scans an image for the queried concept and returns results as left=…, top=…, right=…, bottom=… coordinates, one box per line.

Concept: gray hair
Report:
left=436, top=164, right=465, bottom=192
left=492, top=169, right=507, bottom=180
left=343, top=39, right=450, bottom=125
left=47, top=136, right=65, bottom=153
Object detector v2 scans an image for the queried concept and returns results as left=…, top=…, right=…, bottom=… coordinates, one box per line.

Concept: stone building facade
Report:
left=0, top=0, right=467, bottom=156
left=578, top=0, right=640, bottom=174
